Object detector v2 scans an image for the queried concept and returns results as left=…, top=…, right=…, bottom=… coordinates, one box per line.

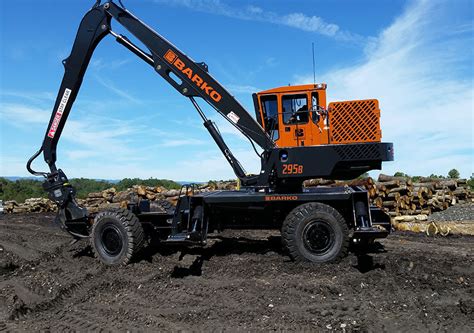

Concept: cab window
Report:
left=260, top=95, right=279, bottom=140
left=282, top=94, right=309, bottom=125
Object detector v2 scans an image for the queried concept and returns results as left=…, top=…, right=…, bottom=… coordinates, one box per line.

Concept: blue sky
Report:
left=0, top=0, right=472, bottom=181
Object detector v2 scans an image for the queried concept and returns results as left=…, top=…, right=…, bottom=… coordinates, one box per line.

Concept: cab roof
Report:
left=257, top=84, right=327, bottom=95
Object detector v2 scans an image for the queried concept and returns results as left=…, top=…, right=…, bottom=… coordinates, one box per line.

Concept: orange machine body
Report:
left=254, top=84, right=382, bottom=148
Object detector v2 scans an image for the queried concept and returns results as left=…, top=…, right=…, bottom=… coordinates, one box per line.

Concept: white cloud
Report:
left=0, top=103, right=128, bottom=145
left=94, top=75, right=142, bottom=104
left=225, top=84, right=261, bottom=95
left=296, top=0, right=473, bottom=178
left=0, top=90, right=54, bottom=104
left=23, top=143, right=255, bottom=181
left=91, top=58, right=131, bottom=71
left=0, top=103, right=50, bottom=124
left=281, top=13, right=339, bottom=36
left=0, top=97, right=224, bottom=179
left=0, top=156, right=31, bottom=177
left=173, top=149, right=261, bottom=181
left=0, top=102, right=144, bottom=164
left=154, top=0, right=361, bottom=42
left=65, top=150, right=101, bottom=160
left=159, top=138, right=206, bottom=147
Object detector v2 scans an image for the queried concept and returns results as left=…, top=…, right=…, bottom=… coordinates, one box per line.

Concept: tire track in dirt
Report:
left=1, top=214, right=473, bottom=331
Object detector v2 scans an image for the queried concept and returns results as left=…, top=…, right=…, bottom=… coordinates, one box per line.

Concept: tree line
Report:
left=392, top=168, right=465, bottom=181
left=0, top=177, right=181, bottom=203
left=392, top=169, right=473, bottom=189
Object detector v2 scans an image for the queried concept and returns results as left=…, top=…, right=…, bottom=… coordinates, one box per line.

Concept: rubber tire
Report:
left=155, top=199, right=175, bottom=215
left=282, top=202, right=349, bottom=263
left=91, top=209, right=144, bottom=265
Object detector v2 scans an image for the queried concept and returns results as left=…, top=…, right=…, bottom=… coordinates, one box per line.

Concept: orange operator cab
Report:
left=253, top=84, right=382, bottom=148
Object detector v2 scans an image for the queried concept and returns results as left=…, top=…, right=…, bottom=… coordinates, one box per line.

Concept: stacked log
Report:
left=78, top=185, right=184, bottom=213
left=2, top=180, right=239, bottom=214
left=3, top=198, right=57, bottom=214
left=374, top=175, right=413, bottom=216
left=304, top=175, right=473, bottom=217
left=2, top=177, right=470, bottom=217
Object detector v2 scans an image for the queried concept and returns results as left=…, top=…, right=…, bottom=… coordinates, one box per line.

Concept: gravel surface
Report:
left=428, top=203, right=474, bottom=222
left=0, top=213, right=473, bottom=332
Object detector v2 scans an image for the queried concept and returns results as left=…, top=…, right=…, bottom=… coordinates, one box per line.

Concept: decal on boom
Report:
left=48, top=88, right=72, bottom=139
left=164, top=50, right=222, bottom=103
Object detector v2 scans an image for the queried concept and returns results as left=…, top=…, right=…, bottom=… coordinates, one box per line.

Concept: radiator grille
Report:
left=328, top=99, right=381, bottom=144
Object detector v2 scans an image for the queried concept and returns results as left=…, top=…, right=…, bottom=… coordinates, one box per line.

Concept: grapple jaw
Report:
left=43, top=170, right=89, bottom=239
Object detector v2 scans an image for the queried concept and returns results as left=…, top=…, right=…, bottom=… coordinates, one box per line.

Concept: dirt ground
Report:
left=0, top=213, right=472, bottom=332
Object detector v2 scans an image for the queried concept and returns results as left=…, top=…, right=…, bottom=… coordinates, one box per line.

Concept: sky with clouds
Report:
left=0, top=0, right=472, bottom=181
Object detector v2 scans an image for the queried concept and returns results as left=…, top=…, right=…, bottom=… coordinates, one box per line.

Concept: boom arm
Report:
left=27, top=1, right=274, bottom=237
left=107, top=2, right=274, bottom=150
left=31, top=1, right=273, bottom=175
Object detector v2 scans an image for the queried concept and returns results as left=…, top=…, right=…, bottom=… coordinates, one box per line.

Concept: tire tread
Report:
left=282, top=202, right=349, bottom=263
left=91, top=209, right=144, bottom=265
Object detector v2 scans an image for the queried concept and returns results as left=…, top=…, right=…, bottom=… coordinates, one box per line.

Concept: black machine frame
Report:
left=27, top=1, right=393, bottom=248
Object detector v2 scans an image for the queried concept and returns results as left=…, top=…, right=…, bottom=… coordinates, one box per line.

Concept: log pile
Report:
left=77, top=185, right=183, bottom=213
left=304, top=175, right=473, bottom=217
left=2, top=181, right=239, bottom=214
left=3, top=198, right=57, bottom=214
left=373, top=175, right=472, bottom=217
left=2, top=177, right=470, bottom=217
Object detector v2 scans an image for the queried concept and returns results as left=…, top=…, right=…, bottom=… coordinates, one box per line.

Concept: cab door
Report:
left=278, top=93, right=311, bottom=147
left=308, top=91, right=330, bottom=145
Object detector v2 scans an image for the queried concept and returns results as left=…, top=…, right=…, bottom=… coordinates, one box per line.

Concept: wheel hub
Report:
left=303, top=221, right=335, bottom=254
left=101, top=225, right=123, bottom=256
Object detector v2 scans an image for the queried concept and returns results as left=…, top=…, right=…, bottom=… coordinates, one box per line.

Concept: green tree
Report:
left=70, top=178, right=114, bottom=199
left=0, top=178, right=45, bottom=202
left=0, top=177, right=181, bottom=202
left=447, top=169, right=460, bottom=179
left=394, top=172, right=408, bottom=177
left=115, top=178, right=180, bottom=191
left=467, top=176, right=474, bottom=190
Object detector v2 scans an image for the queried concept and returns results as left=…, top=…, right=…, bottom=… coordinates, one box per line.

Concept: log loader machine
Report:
left=27, top=1, right=394, bottom=265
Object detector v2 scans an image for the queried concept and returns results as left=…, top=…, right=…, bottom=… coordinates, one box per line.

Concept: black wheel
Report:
left=282, top=202, right=349, bottom=263
left=91, top=209, right=144, bottom=265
